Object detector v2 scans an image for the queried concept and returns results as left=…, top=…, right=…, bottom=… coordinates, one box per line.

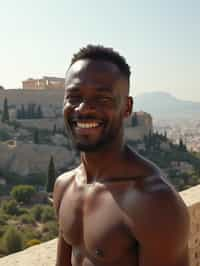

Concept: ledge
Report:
left=1, top=184, right=200, bottom=266
left=0, top=239, right=57, bottom=266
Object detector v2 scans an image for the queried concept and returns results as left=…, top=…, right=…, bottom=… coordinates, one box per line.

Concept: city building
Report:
left=22, top=76, right=65, bottom=90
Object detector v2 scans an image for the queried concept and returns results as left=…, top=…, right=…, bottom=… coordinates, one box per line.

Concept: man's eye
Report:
left=67, top=96, right=82, bottom=104
left=97, top=97, right=112, bottom=104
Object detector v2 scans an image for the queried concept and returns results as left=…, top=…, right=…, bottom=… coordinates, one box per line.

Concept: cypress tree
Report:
left=52, top=124, right=57, bottom=135
left=1, top=97, right=9, bottom=122
left=37, top=105, right=43, bottom=118
left=21, top=104, right=25, bottom=119
left=131, top=113, right=138, bottom=127
left=179, top=138, right=187, bottom=152
left=33, top=129, right=39, bottom=144
left=46, top=155, right=56, bottom=193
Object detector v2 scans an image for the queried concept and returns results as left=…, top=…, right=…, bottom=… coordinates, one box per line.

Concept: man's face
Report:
left=63, top=59, right=132, bottom=152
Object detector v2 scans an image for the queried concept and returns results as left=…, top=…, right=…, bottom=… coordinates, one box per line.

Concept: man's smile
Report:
left=69, top=119, right=105, bottom=136
left=76, top=121, right=100, bottom=129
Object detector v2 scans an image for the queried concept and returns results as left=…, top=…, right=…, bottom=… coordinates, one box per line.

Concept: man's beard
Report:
left=74, top=130, right=116, bottom=152
left=66, top=122, right=120, bottom=152
left=65, top=114, right=123, bottom=153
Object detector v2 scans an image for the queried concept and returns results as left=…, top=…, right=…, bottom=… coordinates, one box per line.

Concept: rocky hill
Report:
left=134, top=91, right=200, bottom=119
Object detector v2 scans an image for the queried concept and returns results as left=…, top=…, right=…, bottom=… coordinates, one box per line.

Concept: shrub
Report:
left=0, top=129, right=11, bottom=141
left=2, top=226, right=23, bottom=254
left=30, top=204, right=44, bottom=221
left=20, top=225, right=41, bottom=243
left=25, top=239, right=41, bottom=248
left=41, top=206, right=56, bottom=223
left=11, top=185, right=36, bottom=204
left=0, top=216, right=7, bottom=226
left=41, top=221, right=58, bottom=241
left=20, top=214, right=35, bottom=224
left=42, top=221, right=58, bottom=235
left=1, top=199, right=19, bottom=215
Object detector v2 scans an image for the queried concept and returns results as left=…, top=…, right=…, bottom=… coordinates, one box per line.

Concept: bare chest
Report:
left=59, top=182, right=136, bottom=261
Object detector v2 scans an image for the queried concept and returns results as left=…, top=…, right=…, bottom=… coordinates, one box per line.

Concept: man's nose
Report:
left=75, top=100, right=96, bottom=113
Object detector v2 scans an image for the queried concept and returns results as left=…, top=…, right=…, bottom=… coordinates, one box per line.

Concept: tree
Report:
left=1, top=97, right=9, bottom=122
left=164, top=130, right=167, bottom=139
left=179, top=138, right=187, bottom=152
left=41, top=206, right=56, bottom=222
left=36, top=105, right=43, bottom=118
left=46, top=156, right=56, bottom=193
left=10, top=185, right=36, bottom=204
left=131, top=113, right=138, bottom=127
left=52, top=124, right=57, bottom=135
left=1, top=199, right=19, bottom=215
left=33, top=129, right=39, bottom=144
left=2, top=226, right=23, bottom=254
left=31, top=204, right=44, bottom=221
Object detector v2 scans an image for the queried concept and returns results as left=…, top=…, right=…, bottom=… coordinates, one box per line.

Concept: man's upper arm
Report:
left=130, top=187, right=190, bottom=266
left=53, top=172, right=74, bottom=216
left=53, top=172, right=74, bottom=266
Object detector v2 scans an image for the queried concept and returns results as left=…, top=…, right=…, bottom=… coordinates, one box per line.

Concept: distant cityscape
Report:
left=1, top=76, right=200, bottom=154
left=154, top=118, right=200, bottom=152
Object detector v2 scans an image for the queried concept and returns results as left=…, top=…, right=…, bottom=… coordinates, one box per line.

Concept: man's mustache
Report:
left=70, top=115, right=103, bottom=121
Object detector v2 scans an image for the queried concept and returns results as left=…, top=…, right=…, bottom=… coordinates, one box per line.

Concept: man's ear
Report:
left=124, top=96, right=133, bottom=117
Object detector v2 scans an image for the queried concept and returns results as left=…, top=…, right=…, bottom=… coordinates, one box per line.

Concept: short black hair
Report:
left=69, top=44, right=131, bottom=80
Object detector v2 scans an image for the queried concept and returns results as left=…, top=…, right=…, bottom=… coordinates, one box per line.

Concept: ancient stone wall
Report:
left=180, top=185, right=200, bottom=266
left=0, top=89, right=64, bottom=110
left=0, top=184, right=200, bottom=266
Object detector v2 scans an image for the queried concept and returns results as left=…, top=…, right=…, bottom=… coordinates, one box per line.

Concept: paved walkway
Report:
left=0, top=239, right=57, bottom=266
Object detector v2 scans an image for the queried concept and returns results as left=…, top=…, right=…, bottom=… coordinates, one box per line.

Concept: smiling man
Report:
left=53, top=45, right=190, bottom=266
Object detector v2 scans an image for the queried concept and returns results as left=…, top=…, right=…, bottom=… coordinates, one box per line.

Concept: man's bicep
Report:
left=53, top=173, right=73, bottom=216
left=56, top=231, right=72, bottom=266
left=139, top=242, right=189, bottom=266
left=138, top=209, right=190, bottom=265
left=53, top=177, right=62, bottom=216
left=132, top=189, right=190, bottom=266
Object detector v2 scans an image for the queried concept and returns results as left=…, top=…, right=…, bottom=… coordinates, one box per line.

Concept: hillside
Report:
left=134, top=91, right=200, bottom=119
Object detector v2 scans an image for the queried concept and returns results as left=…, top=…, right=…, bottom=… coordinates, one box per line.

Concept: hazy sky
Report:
left=0, top=0, right=200, bottom=101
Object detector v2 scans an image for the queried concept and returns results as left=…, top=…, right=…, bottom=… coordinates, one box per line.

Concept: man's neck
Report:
left=80, top=141, right=126, bottom=183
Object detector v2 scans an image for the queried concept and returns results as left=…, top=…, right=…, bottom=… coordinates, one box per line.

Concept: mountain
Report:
left=134, top=92, right=200, bottom=119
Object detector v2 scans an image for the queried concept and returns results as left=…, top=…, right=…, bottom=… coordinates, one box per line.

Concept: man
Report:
left=53, top=45, right=190, bottom=266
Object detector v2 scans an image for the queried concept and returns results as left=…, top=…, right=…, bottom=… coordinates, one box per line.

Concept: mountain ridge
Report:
left=134, top=91, right=200, bottom=119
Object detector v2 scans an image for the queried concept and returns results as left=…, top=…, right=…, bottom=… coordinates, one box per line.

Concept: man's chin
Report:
left=75, top=143, right=103, bottom=152
left=74, top=137, right=114, bottom=152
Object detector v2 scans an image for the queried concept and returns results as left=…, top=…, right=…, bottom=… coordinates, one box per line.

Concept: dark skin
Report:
left=53, top=59, right=190, bottom=266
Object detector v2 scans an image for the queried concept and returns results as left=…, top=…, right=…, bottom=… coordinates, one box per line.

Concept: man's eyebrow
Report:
left=95, top=87, right=113, bottom=93
left=66, top=86, right=113, bottom=93
left=65, top=86, right=80, bottom=92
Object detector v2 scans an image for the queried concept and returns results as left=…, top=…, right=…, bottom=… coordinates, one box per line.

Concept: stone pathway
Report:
left=0, top=239, right=57, bottom=266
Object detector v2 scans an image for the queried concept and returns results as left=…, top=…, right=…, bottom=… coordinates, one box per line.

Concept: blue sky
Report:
left=0, top=0, right=200, bottom=101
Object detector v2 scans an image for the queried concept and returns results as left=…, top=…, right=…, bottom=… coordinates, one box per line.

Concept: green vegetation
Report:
left=0, top=201, right=58, bottom=257
left=0, top=128, right=11, bottom=141
left=33, top=128, right=39, bottom=144
left=1, top=199, right=20, bottom=215
left=46, top=155, right=56, bottom=193
left=131, top=113, right=138, bottom=127
left=128, top=132, right=200, bottom=191
left=2, top=226, right=23, bottom=254
left=11, top=185, right=36, bottom=204
left=1, top=97, right=10, bottom=123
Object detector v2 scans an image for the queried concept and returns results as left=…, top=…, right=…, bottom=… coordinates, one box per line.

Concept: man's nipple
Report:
left=95, top=248, right=104, bottom=257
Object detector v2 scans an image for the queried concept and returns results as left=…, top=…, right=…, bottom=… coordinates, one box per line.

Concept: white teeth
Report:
left=77, top=122, right=99, bottom=128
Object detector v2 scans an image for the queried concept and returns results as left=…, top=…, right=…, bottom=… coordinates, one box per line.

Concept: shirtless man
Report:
left=53, top=45, right=190, bottom=266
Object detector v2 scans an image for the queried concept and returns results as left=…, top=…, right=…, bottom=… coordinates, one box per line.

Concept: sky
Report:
left=0, top=0, right=200, bottom=102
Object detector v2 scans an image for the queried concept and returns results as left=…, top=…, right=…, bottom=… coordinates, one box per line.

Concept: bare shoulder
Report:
left=126, top=174, right=190, bottom=258
left=53, top=168, right=77, bottom=215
